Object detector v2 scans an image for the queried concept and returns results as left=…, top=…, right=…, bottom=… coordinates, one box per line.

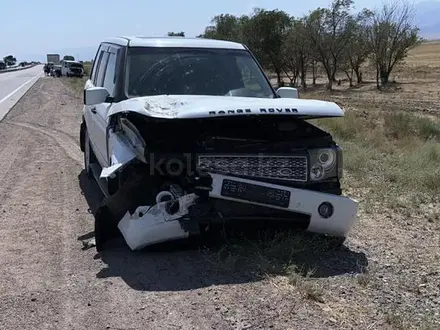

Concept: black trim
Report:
left=194, top=199, right=311, bottom=229
left=95, top=52, right=110, bottom=87
left=111, top=45, right=127, bottom=103
left=79, top=120, right=85, bottom=152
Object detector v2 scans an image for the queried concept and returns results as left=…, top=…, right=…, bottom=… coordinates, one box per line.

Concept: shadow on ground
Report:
left=78, top=170, right=368, bottom=292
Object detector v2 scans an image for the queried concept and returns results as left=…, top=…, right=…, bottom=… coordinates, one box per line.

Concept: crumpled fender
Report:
left=100, top=131, right=137, bottom=179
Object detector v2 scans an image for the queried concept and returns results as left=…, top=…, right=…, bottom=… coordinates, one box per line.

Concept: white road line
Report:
left=0, top=69, right=43, bottom=121
left=0, top=74, right=41, bottom=104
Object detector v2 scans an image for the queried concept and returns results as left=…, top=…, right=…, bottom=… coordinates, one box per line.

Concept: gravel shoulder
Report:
left=0, top=77, right=438, bottom=330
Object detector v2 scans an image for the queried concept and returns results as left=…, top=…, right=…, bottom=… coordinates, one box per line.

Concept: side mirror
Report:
left=276, top=87, right=299, bottom=99
left=84, top=87, right=109, bottom=105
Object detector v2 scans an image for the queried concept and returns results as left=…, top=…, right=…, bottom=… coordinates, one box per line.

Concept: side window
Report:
left=103, top=52, right=117, bottom=97
left=95, top=52, right=109, bottom=87
left=90, top=45, right=103, bottom=82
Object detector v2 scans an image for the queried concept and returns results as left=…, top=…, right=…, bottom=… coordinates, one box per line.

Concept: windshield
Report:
left=69, top=63, right=83, bottom=68
left=125, top=47, right=275, bottom=98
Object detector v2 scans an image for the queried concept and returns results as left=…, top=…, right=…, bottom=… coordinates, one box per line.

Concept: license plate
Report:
left=220, top=179, right=291, bottom=208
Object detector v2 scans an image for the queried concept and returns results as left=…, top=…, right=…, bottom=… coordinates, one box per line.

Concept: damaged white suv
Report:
left=79, top=36, right=358, bottom=252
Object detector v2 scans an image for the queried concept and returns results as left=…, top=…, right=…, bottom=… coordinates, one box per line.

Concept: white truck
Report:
left=79, top=36, right=358, bottom=252
left=60, top=60, right=84, bottom=77
left=46, top=53, right=60, bottom=65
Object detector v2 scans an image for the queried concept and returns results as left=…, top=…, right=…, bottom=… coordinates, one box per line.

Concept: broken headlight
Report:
left=308, top=146, right=342, bottom=181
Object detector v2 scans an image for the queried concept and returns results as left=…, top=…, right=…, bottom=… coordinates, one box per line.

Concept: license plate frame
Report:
left=220, top=179, right=291, bottom=208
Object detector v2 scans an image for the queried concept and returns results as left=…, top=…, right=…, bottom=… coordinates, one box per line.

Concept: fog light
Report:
left=318, top=202, right=334, bottom=219
left=310, top=164, right=324, bottom=181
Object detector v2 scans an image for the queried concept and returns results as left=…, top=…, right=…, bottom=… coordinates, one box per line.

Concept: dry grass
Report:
left=61, top=72, right=88, bottom=97
left=59, top=61, right=91, bottom=96
left=311, top=110, right=440, bottom=205
left=82, top=62, right=92, bottom=76
left=298, top=42, right=440, bottom=211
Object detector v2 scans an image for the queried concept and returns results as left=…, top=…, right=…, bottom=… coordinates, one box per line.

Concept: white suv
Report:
left=79, top=36, right=358, bottom=251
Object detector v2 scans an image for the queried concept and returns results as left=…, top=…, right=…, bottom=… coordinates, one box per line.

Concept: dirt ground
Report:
left=0, top=72, right=439, bottom=329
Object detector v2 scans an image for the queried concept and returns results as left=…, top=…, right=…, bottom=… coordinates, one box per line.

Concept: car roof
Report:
left=102, top=36, right=246, bottom=50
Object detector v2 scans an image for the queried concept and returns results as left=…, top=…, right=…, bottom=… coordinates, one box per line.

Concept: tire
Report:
left=94, top=204, right=120, bottom=252
left=83, top=128, right=95, bottom=178
left=94, top=167, right=156, bottom=252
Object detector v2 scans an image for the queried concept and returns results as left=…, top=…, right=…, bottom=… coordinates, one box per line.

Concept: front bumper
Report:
left=208, top=173, right=358, bottom=237
left=117, top=172, right=358, bottom=251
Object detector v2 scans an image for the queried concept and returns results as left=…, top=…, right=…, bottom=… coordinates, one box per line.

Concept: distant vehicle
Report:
left=61, top=60, right=84, bottom=77
left=0, top=61, right=6, bottom=70
left=46, top=54, right=60, bottom=66
left=53, top=65, right=62, bottom=77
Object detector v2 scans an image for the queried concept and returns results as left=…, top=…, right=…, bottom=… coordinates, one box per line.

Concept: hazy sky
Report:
left=0, top=0, right=433, bottom=61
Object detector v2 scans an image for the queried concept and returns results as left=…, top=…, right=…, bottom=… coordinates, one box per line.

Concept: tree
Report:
left=3, top=55, right=17, bottom=66
left=366, top=0, right=422, bottom=88
left=242, top=9, right=292, bottom=86
left=282, top=19, right=310, bottom=88
left=281, top=40, right=299, bottom=87
left=304, top=0, right=356, bottom=90
left=199, top=14, right=244, bottom=42
left=338, top=10, right=373, bottom=86
left=63, top=55, right=75, bottom=61
left=167, top=31, right=185, bottom=37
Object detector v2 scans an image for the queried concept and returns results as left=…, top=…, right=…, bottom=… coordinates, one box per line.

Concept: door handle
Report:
left=91, top=107, right=97, bottom=114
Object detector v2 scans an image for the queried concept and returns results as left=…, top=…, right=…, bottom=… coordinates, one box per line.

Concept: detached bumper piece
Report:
left=116, top=173, right=358, bottom=251
left=118, top=193, right=199, bottom=251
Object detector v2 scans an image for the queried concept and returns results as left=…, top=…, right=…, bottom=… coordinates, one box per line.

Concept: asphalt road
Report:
left=0, top=65, right=43, bottom=121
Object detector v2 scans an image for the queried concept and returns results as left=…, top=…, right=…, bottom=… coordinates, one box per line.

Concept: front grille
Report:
left=198, top=155, right=308, bottom=182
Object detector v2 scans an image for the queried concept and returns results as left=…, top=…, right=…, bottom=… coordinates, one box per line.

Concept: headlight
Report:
left=308, top=147, right=341, bottom=181
left=317, top=149, right=336, bottom=170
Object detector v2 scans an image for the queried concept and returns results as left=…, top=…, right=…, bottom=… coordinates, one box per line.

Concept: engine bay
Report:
left=117, top=113, right=335, bottom=153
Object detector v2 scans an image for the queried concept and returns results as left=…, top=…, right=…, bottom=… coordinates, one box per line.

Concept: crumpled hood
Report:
left=107, top=94, right=344, bottom=120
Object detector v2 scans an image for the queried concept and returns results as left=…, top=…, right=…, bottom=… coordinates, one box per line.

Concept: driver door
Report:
left=85, top=48, right=107, bottom=166
left=85, top=46, right=118, bottom=168
left=97, top=48, right=118, bottom=166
